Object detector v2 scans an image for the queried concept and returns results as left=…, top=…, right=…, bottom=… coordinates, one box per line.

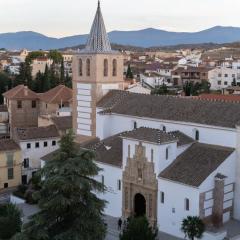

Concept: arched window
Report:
left=113, top=59, right=117, bottom=76
left=166, top=146, right=170, bottom=160
left=160, top=124, right=166, bottom=132
left=86, top=59, right=90, bottom=76
left=104, top=59, right=108, bottom=77
left=79, top=59, right=83, bottom=76
left=193, top=129, right=199, bottom=141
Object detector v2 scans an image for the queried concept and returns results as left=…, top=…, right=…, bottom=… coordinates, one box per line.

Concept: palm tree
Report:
left=181, top=216, right=205, bottom=240
left=0, top=203, right=22, bottom=239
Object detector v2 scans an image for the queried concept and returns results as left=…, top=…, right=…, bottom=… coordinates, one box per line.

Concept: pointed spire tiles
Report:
left=83, top=1, right=113, bottom=53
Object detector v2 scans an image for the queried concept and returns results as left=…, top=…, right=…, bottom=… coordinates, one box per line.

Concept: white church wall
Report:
left=96, top=113, right=236, bottom=148
left=158, top=179, right=199, bottom=238
left=199, top=152, right=236, bottom=193
left=95, top=162, right=123, bottom=218
left=122, top=138, right=177, bottom=175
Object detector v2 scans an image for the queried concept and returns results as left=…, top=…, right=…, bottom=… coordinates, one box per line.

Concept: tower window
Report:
left=117, top=180, right=121, bottom=190
left=104, top=59, right=108, bottom=77
left=128, top=145, right=131, bottom=158
left=86, top=59, right=90, bottom=76
left=166, top=147, right=170, bottom=160
left=79, top=59, right=83, bottom=76
left=113, top=59, right=117, bottom=76
left=133, top=121, right=137, bottom=129
left=151, top=149, right=154, bottom=162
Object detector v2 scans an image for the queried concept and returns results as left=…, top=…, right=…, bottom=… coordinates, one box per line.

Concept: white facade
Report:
left=20, top=137, right=60, bottom=183
left=209, top=67, right=240, bottom=90
left=140, top=73, right=173, bottom=88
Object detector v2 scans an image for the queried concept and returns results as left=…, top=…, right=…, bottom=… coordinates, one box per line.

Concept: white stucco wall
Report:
left=95, top=162, right=123, bottom=218
left=158, top=179, right=200, bottom=238
left=20, top=138, right=60, bottom=181
left=96, top=112, right=236, bottom=148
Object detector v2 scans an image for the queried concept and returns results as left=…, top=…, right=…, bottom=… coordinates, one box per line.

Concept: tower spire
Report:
left=83, top=0, right=112, bottom=53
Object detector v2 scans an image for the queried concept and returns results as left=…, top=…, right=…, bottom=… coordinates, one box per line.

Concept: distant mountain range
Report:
left=1, top=26, right=240, bottom=50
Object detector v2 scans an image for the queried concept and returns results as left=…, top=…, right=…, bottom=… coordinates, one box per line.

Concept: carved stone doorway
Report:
left=134, top=193, right=146, bottom=217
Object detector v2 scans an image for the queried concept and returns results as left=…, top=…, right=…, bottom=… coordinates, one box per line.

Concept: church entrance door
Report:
left=134, top=193, right=146, bottom=217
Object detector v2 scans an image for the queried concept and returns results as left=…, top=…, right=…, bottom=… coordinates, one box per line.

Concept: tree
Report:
left=60, top=59, right=65, bottom=84
left=0, top=203, right=22, bottom=239
left=126, top=64, right=134, bottom=79
left=0, top=72, right=12, bottom=104
left=48, top=50, right=63, bottom=64
left=120, top=216, right=158, bottom=240
left=181, top=216, right=205, bottom=240
left=19, top=131, right=107, bottom=240
left=42, top=65, right=51, bottom=92
left=151, top=84, right=169, bottom=95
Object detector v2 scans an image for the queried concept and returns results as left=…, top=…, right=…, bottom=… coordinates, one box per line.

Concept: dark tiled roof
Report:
left=159, top=143, right=234, bottom=187
left=16, top=125, right=59, bottom=141
left=52, top=116, right=72, bottom=131
left=97, top=90, right=240, bottom=128
left=84, top=133, right=124, bottom=168
left=0, top=139, right=20, bottom=152
left=169, top=131, right=195, bottom=147
left=122, top=127, right=178, bottom=144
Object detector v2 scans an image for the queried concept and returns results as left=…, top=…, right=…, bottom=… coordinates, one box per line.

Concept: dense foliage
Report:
left=181, top=216, right=205, bottom=240
left=0, top=72, right=12, bottom=103
left=17, top=131, right=107, bottom=240
left=0, top=203, right=22, bottom=239
left=120, top=216, right=158, bottom=240
left=126, top=64, right=134, bottom=79
left=183, top=81, right=211, bottom=96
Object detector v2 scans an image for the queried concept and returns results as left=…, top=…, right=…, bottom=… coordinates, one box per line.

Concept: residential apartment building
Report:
left=13, top=125, right=60, bottom=184
left=209, top=67, right=240, bottom=90
left=0, top=139, right=21, bottom=191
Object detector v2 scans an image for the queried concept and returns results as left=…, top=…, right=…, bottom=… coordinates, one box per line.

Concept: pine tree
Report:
left=19, top=131, right=107, bottom=240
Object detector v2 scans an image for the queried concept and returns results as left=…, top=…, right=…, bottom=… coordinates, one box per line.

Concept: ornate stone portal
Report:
left=122, top=142, right=158, bottom=225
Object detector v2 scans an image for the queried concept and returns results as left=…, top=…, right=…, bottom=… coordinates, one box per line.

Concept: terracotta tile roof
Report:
left=38, top=85, right=72, bottom=104
left=15, top=125, right=59, bottom=141
left=97, top=90, right=240, bottom=129
left=197, top=94, right=240, bottom=103
left=0, top=139, right=20, bottom=152
left=122, top=127, right=178, bottom=144
left=159, top=143, right=234, bottom=187
left=52, top=116, right=72, bottom=131
left=3, top=85, right=39, bottom=100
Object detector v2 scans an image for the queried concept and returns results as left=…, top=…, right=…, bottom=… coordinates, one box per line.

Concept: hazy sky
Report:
left=1, top=0, right=240, bottom=37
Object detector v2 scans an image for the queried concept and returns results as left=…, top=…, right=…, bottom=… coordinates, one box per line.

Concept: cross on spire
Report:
left=83, top=0, right=112, bottom=53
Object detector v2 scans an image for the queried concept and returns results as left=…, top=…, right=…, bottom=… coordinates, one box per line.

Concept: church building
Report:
left=70, top=2, right=240, bottom=239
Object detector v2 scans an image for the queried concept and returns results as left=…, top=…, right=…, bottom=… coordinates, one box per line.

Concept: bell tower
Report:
left=72, top=1, right=124, bottom=142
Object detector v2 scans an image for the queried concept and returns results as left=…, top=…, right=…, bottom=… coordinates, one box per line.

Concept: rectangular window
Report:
left=32, top=100, right=36, bottom=108
left=8, top=168, right=14, bottom=180
left=151, top=149, right=154, bottom=162
left=225, top=74, right=228, bottom=78
left=218, top=80, right=221, bottom=85
left=23, top=158, right=29, bottom=168
left=6, top=153, right=13, bottom=167
left=52, top=140, right=56, bottom=146
left=218, top=73, right=222, bottom=77
left=185, top=198, right=190, bottom=211
left=101, top=175, right=104, bottom=185
left=117, top=180, right=121, bottom=191
left=133, top=121, right=137, bottom=129
left=44, top=141, right=48, bottom=147
left=224, top=81, right=228, bottom=85
left=35, top=142, right=39, bottom=148
left=160, top=191, right=164, bottom=203
left=4, top=183, right=8, bottom=188
left=17, top=100, right=22, bottom=109
left=27, top=143, right=31, bottom=149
